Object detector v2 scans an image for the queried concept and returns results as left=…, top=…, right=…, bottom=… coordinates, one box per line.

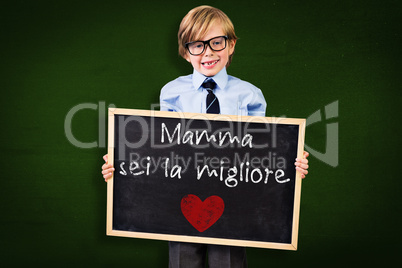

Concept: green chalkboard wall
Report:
left=1, top=0, right=401, bottom=267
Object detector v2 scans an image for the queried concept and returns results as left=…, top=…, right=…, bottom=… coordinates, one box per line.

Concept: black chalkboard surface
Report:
left=107, top=108, right=305, bottom=250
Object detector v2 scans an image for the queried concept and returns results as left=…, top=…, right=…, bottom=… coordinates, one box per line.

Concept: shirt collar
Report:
left=192, top=67, right=228, bottom=91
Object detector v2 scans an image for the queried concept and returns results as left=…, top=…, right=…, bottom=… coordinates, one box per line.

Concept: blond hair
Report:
left=178, top=5, right=238, bottom=66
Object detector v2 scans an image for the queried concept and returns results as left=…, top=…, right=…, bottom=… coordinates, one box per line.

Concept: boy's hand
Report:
left=102, top=154, right=115, bottom=182
left=295, top=151, right=309, bottom=179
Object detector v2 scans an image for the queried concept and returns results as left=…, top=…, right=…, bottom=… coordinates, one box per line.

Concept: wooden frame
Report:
left=107, top=108, right=305, bottom=250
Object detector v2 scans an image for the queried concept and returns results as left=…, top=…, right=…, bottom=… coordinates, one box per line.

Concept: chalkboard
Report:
left=107, top=108, right=305, bottom=250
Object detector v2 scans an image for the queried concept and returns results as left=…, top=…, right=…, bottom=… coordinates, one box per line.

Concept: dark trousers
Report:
left=169, top=242, right=247, bottom=268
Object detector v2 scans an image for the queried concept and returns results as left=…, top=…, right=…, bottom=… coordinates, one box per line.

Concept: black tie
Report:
left=203, top=78, right=220, bottom=114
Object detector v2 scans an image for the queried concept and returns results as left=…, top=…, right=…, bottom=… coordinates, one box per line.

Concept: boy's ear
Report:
left=184, top=53, right=191, bottom=63
left=229, top=39, right=237, bottom=55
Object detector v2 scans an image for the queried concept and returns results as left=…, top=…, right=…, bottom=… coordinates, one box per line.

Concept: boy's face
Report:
left=185, top=21, right=236, bottom=77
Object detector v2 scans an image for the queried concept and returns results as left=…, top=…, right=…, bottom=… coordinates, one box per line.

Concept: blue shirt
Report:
left=160, top=68, right=267, bottom=116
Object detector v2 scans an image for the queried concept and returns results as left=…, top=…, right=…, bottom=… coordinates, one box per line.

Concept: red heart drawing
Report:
left=181, top=194, right=224, bottom=232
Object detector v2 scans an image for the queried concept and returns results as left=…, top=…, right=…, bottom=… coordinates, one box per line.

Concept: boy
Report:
left=102, top=5, right=309, bottom=268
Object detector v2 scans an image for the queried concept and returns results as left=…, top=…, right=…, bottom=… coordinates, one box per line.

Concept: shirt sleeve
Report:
left=247, top=86, right=267, bottom=117
left=159, top=82, right=179, bottom=112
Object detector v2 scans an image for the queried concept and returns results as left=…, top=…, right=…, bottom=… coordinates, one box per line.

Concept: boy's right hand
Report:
left=102, top=154, right=115, bottom=182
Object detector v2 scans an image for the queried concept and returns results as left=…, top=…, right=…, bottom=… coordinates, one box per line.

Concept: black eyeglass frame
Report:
left=185, top=36, right=228, bottom=56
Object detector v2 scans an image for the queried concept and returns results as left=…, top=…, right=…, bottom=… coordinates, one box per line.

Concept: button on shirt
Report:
left=160, top=68, right=267, bottom=116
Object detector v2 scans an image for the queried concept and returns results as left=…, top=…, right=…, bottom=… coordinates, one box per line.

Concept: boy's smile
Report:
left=202, top=59, right=220, bottom=69
left=185, top=21, right=236, bottom=77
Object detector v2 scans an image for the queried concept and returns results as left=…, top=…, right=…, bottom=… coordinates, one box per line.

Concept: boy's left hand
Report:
left=295, top=151, right=309, bottom=179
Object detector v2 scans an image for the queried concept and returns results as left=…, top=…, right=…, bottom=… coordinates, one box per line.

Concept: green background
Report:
left=1, top=0, right=401, bottom=266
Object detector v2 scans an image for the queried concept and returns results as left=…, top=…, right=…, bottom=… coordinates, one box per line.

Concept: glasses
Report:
left=185, top=36, right=228, bottom=56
